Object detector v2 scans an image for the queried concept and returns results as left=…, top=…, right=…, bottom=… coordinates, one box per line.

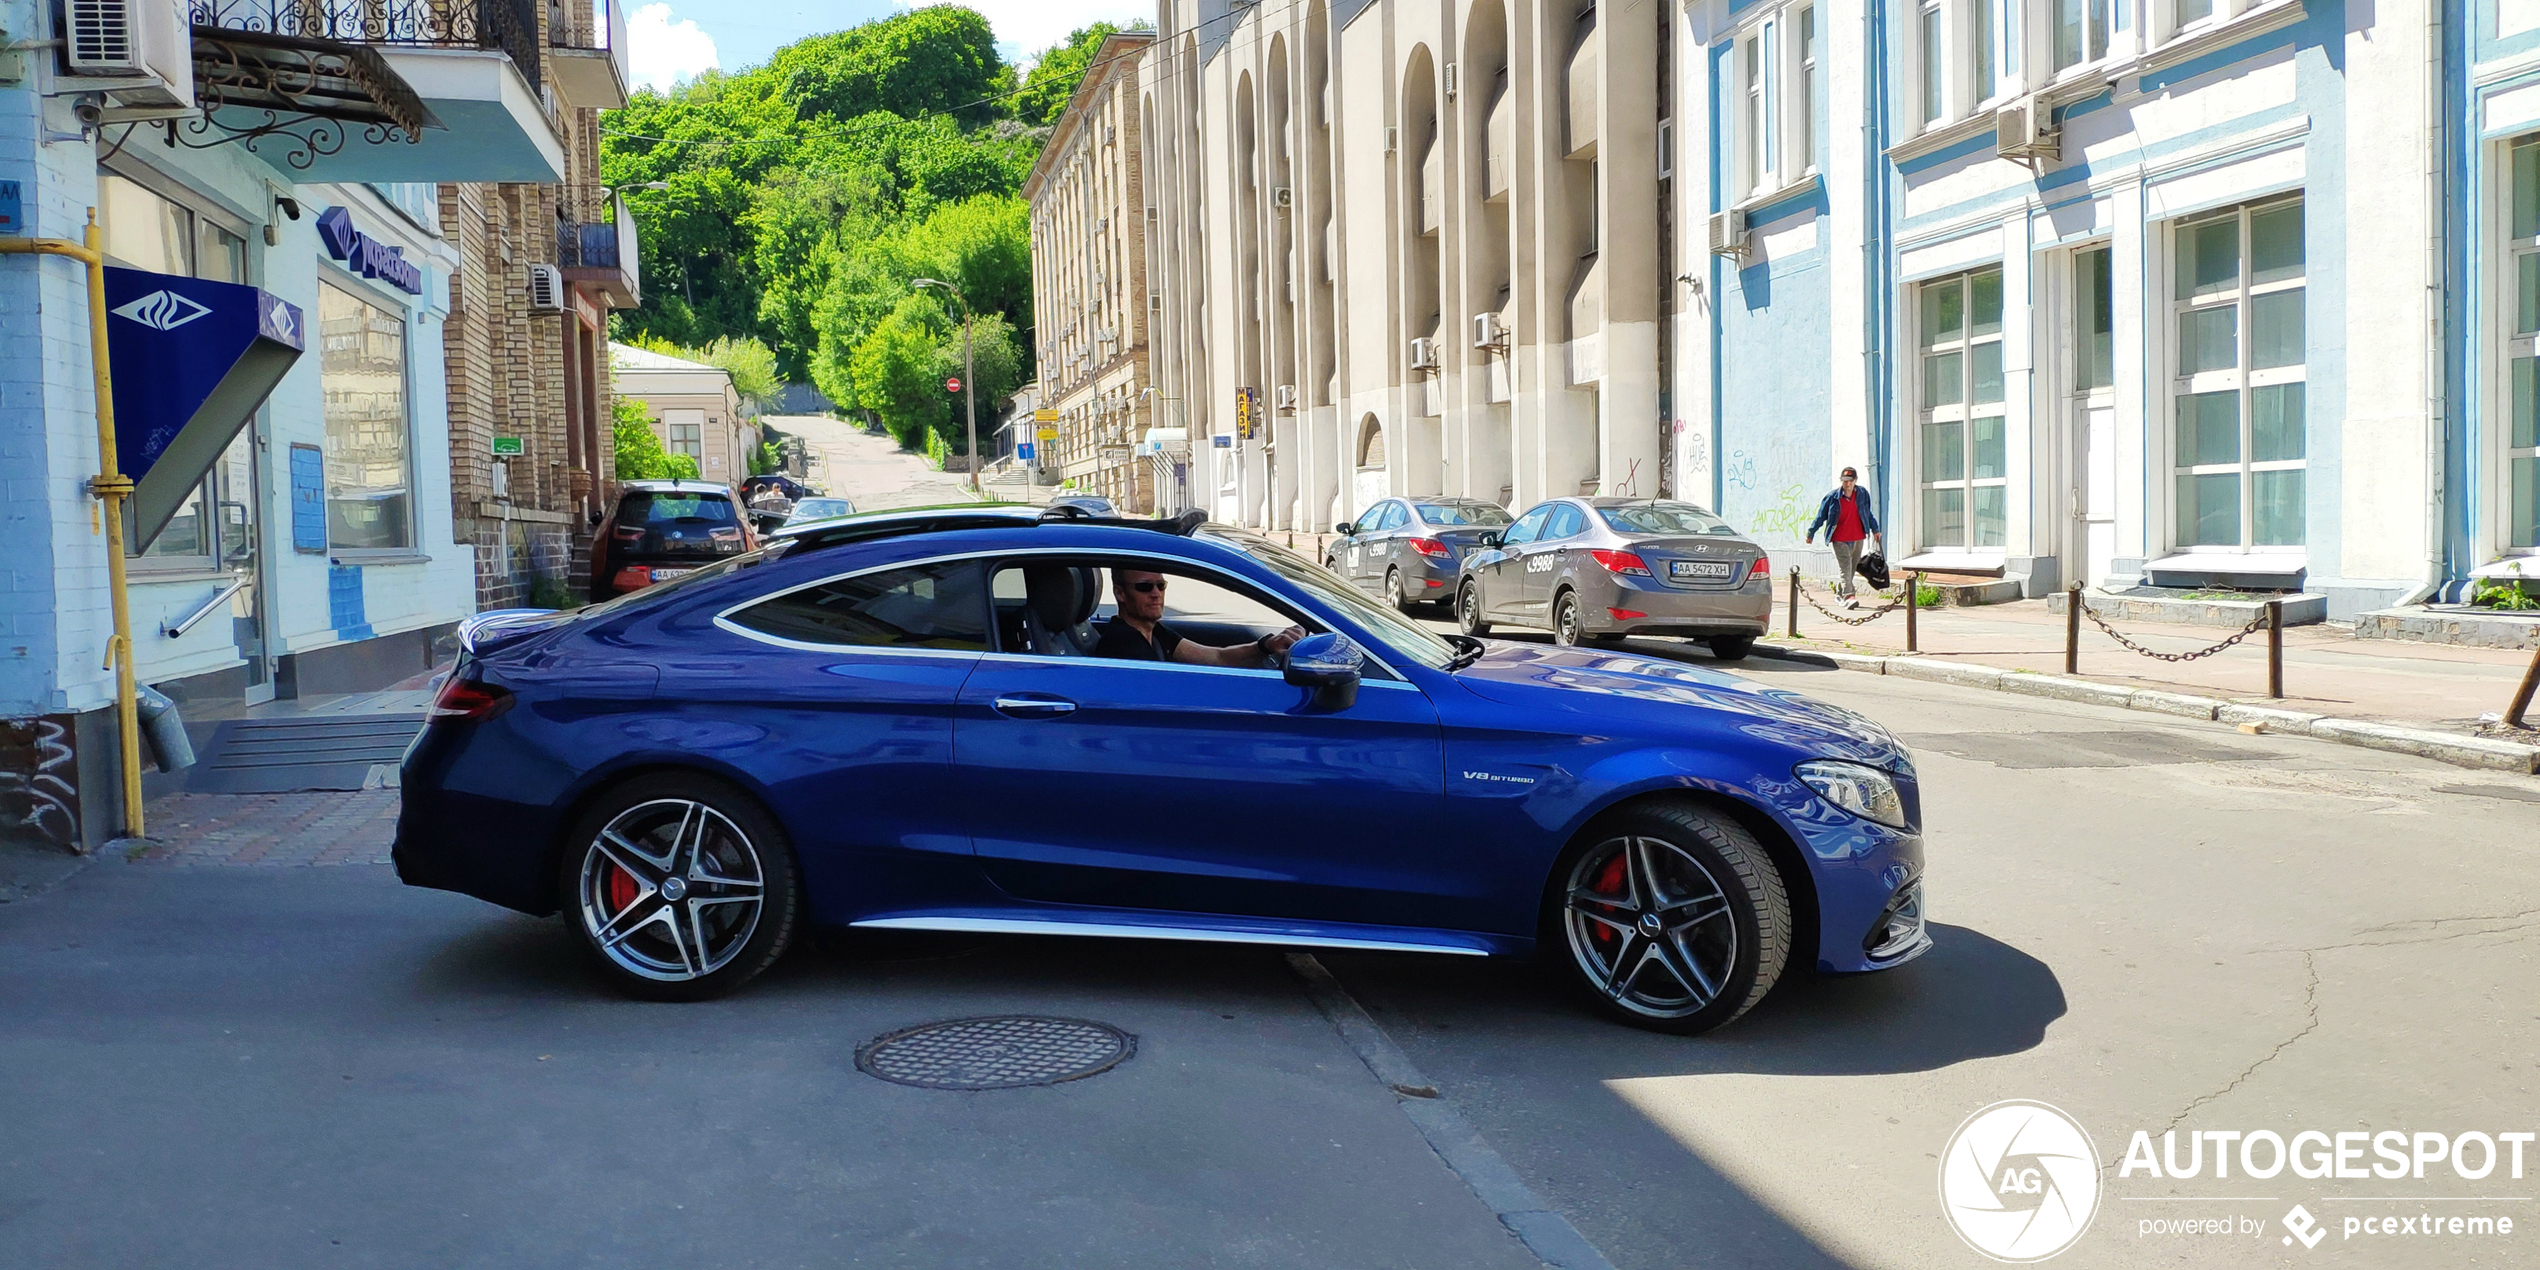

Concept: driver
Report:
left=1094, top=568, right=1306, bottom=666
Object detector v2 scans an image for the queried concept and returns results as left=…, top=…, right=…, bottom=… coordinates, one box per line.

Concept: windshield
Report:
left=578, top=541, right=794, bottom=618
left=1415, top=502, right=1512, bottom=527
left=623, top=491, right=739, bottom=527
left=787, top=498, right=856, bottom=521
left=1599, top=503, right=1739, bottom=536
left=1204, top=528, right=1457, bottom=670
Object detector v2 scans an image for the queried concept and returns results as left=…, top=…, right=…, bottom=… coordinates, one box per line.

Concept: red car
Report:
left=589, top=480, right=756, bottom=600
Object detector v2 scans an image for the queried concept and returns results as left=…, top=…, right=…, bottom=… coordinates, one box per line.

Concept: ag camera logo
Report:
left=1940, top=1100, right=2103, bottom=1262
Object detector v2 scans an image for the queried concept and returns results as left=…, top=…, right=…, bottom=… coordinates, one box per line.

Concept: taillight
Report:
left=1586, top=550, right=1651, bottom=577
left=1409, top=537, right=1453, bottom=560
left=1750, top=554, right=1771, bottom=577
left=426, top=677, right=513, bottom=722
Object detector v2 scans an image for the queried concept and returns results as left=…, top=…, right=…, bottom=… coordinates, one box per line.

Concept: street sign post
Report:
left=945, top=377, right=962, bottom=393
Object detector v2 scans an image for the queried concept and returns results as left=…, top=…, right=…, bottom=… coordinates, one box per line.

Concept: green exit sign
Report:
left=491, top=437, right=524, bottom=456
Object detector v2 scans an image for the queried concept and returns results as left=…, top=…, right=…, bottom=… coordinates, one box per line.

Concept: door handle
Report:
left=992, top=695, right=1078, bottom=719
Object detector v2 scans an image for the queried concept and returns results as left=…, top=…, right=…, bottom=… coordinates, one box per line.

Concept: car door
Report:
left=1523, top=503, right=1587, bottom=617
left=1476, top=504, right=1551, bottom=620
left=1346, top=501, right=1396, bottom=587
left=954, top=555, right=1457, bottom=929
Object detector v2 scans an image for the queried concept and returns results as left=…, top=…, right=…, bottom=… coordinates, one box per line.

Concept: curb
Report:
left=1752, top=645, right=2540, bottom=775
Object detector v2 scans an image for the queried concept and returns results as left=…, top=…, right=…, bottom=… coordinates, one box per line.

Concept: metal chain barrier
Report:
left=1794, top=576, right=1906, bottom=626
left=2079, top=602, right=2268, bottom=662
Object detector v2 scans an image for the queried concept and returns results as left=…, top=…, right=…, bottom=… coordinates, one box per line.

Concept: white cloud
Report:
left=896, top=0, right=1150, bottom=71
left=628, top=3, right=721, bottom=92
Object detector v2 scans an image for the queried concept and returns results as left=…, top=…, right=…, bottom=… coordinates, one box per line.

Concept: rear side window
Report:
left=726, top=561, right=990, bottom=650
left=1543, top=504, right=1586, bottom=539
left=623, top=492, right=739, bottom=527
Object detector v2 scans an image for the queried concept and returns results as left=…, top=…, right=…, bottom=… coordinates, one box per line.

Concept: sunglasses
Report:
left=1123, top=580, right=1168, bottom=594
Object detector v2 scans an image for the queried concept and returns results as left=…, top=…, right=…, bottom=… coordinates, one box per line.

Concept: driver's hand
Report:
left=1262, top=626, right=1306, bottom=656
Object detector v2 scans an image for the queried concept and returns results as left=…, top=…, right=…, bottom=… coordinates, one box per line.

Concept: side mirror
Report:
left=1334, top=521, right=1355, bottom=536
left=1281, top=632, right=1364, bottom=710
left=1477, top=530, right=1502, bottom=549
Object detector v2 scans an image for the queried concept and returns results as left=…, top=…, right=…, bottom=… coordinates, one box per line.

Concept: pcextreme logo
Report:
left=1939, top=1100, right=2103, bottom=1263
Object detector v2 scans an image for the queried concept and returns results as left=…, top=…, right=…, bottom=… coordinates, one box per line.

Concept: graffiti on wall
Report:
left=0, top=718, right=78, bottom=848
left=1745, top=483, right=1814, bottom=540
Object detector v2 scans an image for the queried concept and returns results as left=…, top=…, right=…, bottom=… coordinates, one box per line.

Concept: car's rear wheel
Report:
left=1457, top=581, right=1492, bottom=636
left=1552, top=591, right=1584, bottom=646
left=1707, top=634, right=1757, bottom=661
left=1386, top=568, right=1419, bottom=613
left=560, top=774, right=802, bottom=1002
left=1549, top=802, right=1790, bottom=1035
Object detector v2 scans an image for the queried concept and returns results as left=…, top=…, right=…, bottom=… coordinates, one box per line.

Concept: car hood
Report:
left=1450, top=642, right=1912, bottom=771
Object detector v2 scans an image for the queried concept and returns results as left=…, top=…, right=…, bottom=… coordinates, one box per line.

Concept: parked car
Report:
left=741, top=474, right=814, bottom=534
left=1326, top=497, right=1513, bottom=611
left=780, top=496, right=859, bottom=528
left=398, top=505, right=1927, bottom=1034
left=1456, top=498, right=1772, bottom=660
left=588, top=480, right=754, bottom=600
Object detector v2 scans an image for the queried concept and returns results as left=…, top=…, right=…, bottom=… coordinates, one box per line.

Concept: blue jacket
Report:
left=1806, top=486, right=1881, bottom=541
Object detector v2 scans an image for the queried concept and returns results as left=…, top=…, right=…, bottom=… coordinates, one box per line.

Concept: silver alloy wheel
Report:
left=576, top=799, right=767, bottom=982
left=1387, top=568, right=1410, bottom=611
left=1563, top=835, right=1740, bottom=1019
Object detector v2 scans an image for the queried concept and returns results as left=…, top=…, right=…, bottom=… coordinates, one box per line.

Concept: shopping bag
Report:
left=1856, top=551, right=1892, bottom=591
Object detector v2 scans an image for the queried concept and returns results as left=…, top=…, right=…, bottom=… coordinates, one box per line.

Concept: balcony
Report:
left=556, top=191, right=641, bottom=307
left=187, top=0, right=566, bottom=183
left=548, top=0, right=629, bottom=110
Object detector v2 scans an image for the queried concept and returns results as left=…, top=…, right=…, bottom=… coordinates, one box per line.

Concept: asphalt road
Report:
left=766, top=413, right=983, bottom=513
left=2, top=637, right=2532, bottom=1269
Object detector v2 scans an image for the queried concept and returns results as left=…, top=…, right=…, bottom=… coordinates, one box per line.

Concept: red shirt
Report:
left=1833, top=491, right=1867, bottom=543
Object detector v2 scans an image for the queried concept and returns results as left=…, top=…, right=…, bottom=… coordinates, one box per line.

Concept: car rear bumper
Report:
left=1580, top=574, right=1773, bottom=636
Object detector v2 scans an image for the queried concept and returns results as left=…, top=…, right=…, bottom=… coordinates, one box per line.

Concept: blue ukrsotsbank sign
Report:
left=104, top=267, right=306, bottom=543
left=315, top=206, right=424, bottom=294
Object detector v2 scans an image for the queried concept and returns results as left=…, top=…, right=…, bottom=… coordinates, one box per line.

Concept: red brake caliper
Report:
left=1590, top=855, right=1628, bottom=943
left=606, top=860, right=639, bottom=913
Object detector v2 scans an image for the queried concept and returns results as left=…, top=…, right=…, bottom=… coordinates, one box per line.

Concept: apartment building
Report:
left=1025, top=30, right=1160, bottom=513
left=1140, top=0, right=2527, bottom=615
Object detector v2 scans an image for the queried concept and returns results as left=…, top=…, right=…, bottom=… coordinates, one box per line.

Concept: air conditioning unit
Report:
left=1408, top=336, right=1440, bottom=372
left=1146, top=206, right=1159, bottom=221
left=1271, top=185, right=1294, bottom=211
left=1384, top=125, right=1399, bottom=154
left=1148, top=293, right=1163, bottom=313
left=63, top=0, right=195, bottom=113
left=1707, top=208, right=1747, bottom=258
left=1443, top=62, right=1459, bottom=101
left=1657, top=117, right=1674, bottom=179
left=527, top=264, right=566, bottom=313
left=1104, top=124, right=1117, bottom=145
left=1996, top=97, right=2059, bottom=162
left=1095, top=216, right=1108, bottom=233
left=1472, top=311, right=1509, bottom=350
left=1273, top=384, right=1298, bottom=413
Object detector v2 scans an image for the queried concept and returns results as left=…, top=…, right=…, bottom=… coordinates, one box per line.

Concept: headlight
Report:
left=1795, top=760, right=1909, bottom=829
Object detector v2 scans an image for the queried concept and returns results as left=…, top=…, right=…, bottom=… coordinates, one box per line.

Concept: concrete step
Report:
left=2046, top=589, right=2326, bottom=628
left=1907, top=574, right=2023, bottom=607
left=2354, top=606, right=2540, bottom=650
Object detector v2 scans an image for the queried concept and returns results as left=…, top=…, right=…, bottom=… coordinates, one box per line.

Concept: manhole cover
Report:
left=855, top=1016, right=1136, bottom=1090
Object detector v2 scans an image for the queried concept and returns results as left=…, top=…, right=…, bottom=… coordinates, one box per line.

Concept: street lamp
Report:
left=912, top=277, right=980, bottom=494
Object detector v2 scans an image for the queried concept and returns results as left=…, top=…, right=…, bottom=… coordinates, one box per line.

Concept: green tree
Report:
left=1013, top=24, right=1121, bottom=126
left=629, top=334, right=783, bottom=412
left=612, top=397, right=701, bottom=480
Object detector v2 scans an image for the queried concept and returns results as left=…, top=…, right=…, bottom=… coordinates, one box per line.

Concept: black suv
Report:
left=590, top=481, right=755, bottom=599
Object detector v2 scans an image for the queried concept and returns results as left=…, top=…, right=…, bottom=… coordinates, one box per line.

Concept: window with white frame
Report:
left=2052, top=0, right=2115, bottom=73
left=1735, top=7, right=1820, bottom=198
left=1798, top=6, right=1819, bottom=173
left=1741, top=25, right=1773, bottom=196
left=2171, top=196, right=2305, bottom=550
left=2074, top=243, right=2114, bottom=392
left=2507, top=138, right=2540, bottom=551
left=1918, top=0, right=1944, bottom=125
left=1916, top=266, right=2009, bottom=549
left=320, top=282, right=416, bottom=552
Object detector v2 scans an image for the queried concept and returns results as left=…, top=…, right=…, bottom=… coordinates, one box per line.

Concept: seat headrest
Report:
left=1024, top=564, right=1099, bottom=630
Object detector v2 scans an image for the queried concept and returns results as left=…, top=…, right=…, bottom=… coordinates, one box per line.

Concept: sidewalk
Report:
left=1764, top=575, right=2535, bottom=737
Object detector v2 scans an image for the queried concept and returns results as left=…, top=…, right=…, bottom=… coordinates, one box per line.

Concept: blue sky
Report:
left=625, top=0, right=1153, bottom=91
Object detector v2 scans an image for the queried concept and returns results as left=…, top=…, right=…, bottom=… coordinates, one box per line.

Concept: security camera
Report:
left=70, top=95, right=103, bottom=129
left=276, top=196, right=301, bottom=220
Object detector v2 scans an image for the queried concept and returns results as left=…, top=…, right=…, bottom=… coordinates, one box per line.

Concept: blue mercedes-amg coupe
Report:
left=395, top=505, right=1929, bottom=1033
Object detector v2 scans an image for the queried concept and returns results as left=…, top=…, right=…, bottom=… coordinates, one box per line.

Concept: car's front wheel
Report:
left=1457, top=581, right=1492, bottom=636
left=560, top=774, right=802, bottom=1001
left=1549, top=801, right=1790, bottom=1034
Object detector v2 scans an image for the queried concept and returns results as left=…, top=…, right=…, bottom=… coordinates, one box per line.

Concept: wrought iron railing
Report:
left=191, top=0, right=545, bottom=93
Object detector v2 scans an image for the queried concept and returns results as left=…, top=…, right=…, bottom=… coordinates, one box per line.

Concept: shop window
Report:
left=2170, top=196, right=2305, bottom=549
left=2509, top=138, right=2540, bottom=550
left=1916, top=266, right=2009, bottom=549
left=2073, top=244, right=2114, bottom=392
left=320, top=282, right=415, bottom=552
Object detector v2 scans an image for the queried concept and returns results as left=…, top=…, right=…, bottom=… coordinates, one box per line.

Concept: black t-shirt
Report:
left=1093, top=616, right=1185, bottom=661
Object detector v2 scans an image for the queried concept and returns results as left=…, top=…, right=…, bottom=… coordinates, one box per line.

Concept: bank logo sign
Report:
left=111, top=290, right=213, bottom=332
left=1940, top=1100, right=2103, bottom=1262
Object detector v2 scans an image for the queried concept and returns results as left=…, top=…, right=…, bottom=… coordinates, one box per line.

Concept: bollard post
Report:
left=2509, top=642, right=2540, bottom=729
left=1905, top=572, right=1920, bottom=653
left=2266, top=599, right=2284, bottom=700
left=2065, top=582, right=2081, bottom=676
left=1787, top=567, right=1801, bottom=639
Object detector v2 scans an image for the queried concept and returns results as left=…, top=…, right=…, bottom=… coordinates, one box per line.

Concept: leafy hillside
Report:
left=600, top=10, right=1126, bottom=455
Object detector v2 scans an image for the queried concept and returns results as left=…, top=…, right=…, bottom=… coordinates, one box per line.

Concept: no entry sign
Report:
left=945, top=377, right=963, bottom=392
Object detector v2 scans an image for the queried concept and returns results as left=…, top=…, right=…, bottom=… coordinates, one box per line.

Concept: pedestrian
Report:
left=1803, top=467, right=1883, bottom=606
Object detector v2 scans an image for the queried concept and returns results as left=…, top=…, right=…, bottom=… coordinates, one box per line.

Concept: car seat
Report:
left=1022, top=564, right=1103, bottom=656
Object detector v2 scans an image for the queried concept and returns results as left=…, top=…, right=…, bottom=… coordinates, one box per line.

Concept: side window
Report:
left=727, top=560, right=989, bottom=649
left=1544, top=504, right=1586, bottom=539
left=1501, top=506, right=1552, bottom=546
left=1365, top=503, right=1400, bottom=532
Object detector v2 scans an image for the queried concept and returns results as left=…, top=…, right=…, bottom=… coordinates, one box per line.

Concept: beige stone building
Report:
left=441, top=0, right=641, bottom=608
left=609, top=346, right=757, bottom=492
left=1024, top=31, right=1163, bottom=513
left=1141, top=0, right=1673, bottom=531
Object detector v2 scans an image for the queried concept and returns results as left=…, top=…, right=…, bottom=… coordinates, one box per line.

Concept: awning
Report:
left=105, top=266, right=306, bottom=543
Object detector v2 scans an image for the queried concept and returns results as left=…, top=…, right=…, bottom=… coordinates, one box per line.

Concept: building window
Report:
left=2508, top=139, right=2540, bottom=549
left=99, top=171, right=248, bottom=566
left=2171, top=196, right=2305, bottom=549
left=1916, top=266, right=2009, bottom=549
left=1798, top=6, right=1819, bottom=172
left=319, top=282, right=415, bottom=552
left=2074, top=244, right=2114, bottom=391
left=2175, top=0, right=2214, bottom=30
left=1742, top=29, right=1772, bottom=195
left=1919, top=0, right=1945, bottom=124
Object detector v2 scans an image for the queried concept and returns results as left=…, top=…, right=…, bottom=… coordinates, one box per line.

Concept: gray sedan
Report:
left=1326, top=497, right=1514, bottom=611
left=1455, top=498, right=1773, bottom=659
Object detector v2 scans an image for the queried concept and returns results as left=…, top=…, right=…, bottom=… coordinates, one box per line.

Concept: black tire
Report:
left=1707, top=634, right=1757, bottom=662
left=1552, top=591, right=1584, bottom=646
left=1544, top=801, right=1791, bottom=1035
left=1457, top=581, right=1493, bottom=636
left=558, top=772, right=803, bottom=1002
left=1386, top=568, right=1418, bottom=613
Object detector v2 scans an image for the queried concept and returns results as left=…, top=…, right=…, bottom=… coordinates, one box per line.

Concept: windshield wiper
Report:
left=1444, top=633, right=1485, bottom=671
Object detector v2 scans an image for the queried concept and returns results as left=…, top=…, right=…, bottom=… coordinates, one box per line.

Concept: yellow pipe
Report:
left=1, top=211, right=144, bottom=842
